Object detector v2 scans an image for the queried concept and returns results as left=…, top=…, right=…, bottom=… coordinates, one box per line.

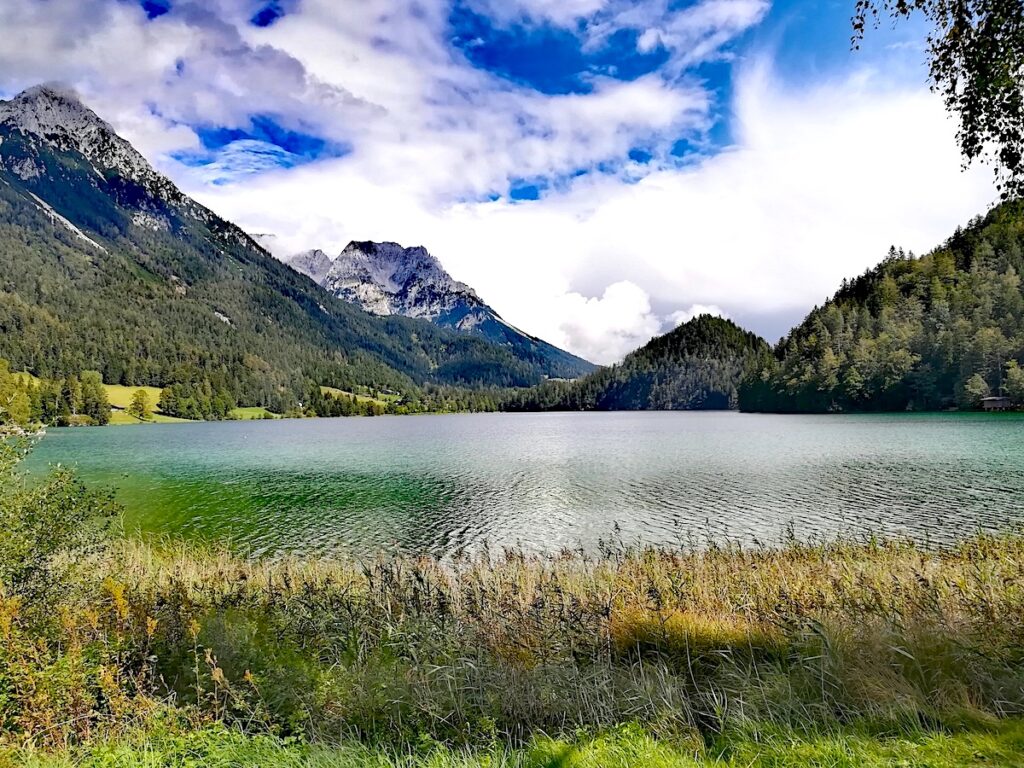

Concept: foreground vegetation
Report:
left=13, top=719, right=1024, bottom=766
left=1, top=440, right=1023, bottom=764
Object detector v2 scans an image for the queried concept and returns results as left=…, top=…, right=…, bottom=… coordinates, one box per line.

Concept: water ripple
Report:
left=23, top=411, right=1024, bottom=558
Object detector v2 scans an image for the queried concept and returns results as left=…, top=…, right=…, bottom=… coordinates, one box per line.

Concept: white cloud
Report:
left=0, top=0, right=1001, bottom=367
left=189, top=61, right=995, bottom=364
left=466, top=0, right=610, bottom=27
left=553, top=281, right=664, bottom=364
left=669, top=305, right=729, bottom=327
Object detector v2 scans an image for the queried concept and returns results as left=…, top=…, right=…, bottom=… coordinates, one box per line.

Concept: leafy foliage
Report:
left=0, top=362, right=111, bottom=428
left=741, top=199, right=1024, bottom=412
left=854, top=0, right=1024, bottom=197
left=0, top=440, right=118, bottom=601
left=505, top=315, right=771, bottom=411
left=0, top=361, right=31, bottom=429
left=126, top=389, right=151, bottom=421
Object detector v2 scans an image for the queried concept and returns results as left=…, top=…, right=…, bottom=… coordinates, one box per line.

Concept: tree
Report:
left=158, top=386, right=177, bottom=417
left=0, top=440, right=117, bottom=601
left=1006, top=360, right=1024, bottom=403
left=961, top=372, right=991, bottom=408
left=0, top=362, right=31, bottom=429
left=127, top=389, right=151, bottom=421
left=854, top=1, right=1024, bottom=197
left=79, top=371, right=111, bottom=426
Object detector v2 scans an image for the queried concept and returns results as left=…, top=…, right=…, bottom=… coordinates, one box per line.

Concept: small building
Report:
left=982, top=396, right=1012, bottom=411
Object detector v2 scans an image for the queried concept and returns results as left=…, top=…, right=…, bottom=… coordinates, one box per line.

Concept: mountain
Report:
left=287, top=248, right=335, bottom=285
left=504, top=315, right=771, bottom=411
left=0, top=84, right=585, bottom=409
left=740, top=199, right=1024, bottom=412
left=285, top=241, right=595, bottom=379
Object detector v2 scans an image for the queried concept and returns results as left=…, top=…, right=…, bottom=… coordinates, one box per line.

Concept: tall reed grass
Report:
left=1, top=532, right=1021, bottom=752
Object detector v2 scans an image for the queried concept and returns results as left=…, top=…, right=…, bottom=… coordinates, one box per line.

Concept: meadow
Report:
left=1, top=439, right=1023, bottom=765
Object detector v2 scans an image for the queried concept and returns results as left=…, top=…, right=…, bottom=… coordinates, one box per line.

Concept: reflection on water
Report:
left=25, top=411, right=1024, bottom=557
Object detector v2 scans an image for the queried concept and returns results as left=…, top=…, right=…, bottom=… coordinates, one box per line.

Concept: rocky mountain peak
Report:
left=288, top=248, right=336, bottom=285
left=288, top=240, right=482, bottom=319
left=0, top=83, right=155, bottom=182
left=284, top=239, right=594, bottom=376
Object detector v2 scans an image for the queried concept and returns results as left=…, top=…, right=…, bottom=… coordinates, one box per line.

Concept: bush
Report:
left=0, top=440, right=118, bottom=601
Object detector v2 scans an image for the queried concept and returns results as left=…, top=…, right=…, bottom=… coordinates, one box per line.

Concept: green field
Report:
left=106, top=386, right=280, bottom=422
left=102, top=384, right=165, bottom=411
left=100, top=384, right=192, bottom=424
left=320, top=385, right=394, bottom=407
left=107, top=409, right=190, bottom=425
left=229, top=405, right=279, bottom=420
left=14, top=372, right=383, bottom=424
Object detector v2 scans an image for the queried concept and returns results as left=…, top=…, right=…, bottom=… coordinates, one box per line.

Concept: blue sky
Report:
left=0, top=0, right=995, bottom=362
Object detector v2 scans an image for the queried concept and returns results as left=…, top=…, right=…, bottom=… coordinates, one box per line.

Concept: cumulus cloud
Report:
left=0, top=0, right=373, bottom=159
left=0, top=0, right=1000, bottom=366
left=189, top=61, right=995, bottom=364
left=552, top=282, right=664, bottom=365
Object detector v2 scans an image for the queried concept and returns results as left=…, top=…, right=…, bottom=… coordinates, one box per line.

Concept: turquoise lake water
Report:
left=24, top=411, right=1024, bottom=557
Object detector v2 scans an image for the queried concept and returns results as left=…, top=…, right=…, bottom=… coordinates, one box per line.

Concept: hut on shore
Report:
left=982, top=396, right=1012, bottom=411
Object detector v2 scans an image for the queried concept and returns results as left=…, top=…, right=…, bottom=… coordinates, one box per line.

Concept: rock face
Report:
left=311, top=242, right=482, bottom=320
left=0, top=83, right=211, bottom=232
left=0, top=84, right=151, bottom=179
left=287, top=241, right=596, bottom=378
left=288, top=249, right=337, bottom=287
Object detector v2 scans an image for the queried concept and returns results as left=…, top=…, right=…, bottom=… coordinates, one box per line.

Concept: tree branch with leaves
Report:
left=854, top=0, right=1024, bottom=196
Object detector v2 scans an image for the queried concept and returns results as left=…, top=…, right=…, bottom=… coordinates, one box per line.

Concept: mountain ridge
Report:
left=286, top=239, right=595, bottom=379
left=0, top=84, right=587, bottom=408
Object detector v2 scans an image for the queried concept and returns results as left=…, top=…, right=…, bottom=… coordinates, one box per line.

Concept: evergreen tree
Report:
left=505, top=316, right=770, bottom=412
left=79, top=371, right=111, bottom=425
left=741, top=200, right=1024, bottom=412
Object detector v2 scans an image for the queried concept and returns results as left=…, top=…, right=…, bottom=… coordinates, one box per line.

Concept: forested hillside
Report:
left=0, top=86, right=581, bottom=414
left=741, top=199, right=1024, bottom=412
left=504, top=315, right=770, bottom=411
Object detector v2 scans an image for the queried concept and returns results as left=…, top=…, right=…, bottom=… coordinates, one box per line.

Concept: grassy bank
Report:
left=1, top=444, right=1023, bottom=764
left=1, top=534, right=1022, bottom=759
left=11, top=718, right=1024, bottom=766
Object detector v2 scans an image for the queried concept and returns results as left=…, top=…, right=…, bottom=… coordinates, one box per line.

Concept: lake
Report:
left=24, top=411, right=1024, bottom=558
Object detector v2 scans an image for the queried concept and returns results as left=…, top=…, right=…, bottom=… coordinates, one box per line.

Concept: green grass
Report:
left=320, top=385, right=393, bottom=406
left=5, top=532, right=1022, bottom=755
left=11, top=719, right=1024, bottom=767
left=102, top=385, right=165, bottom=411
left=107, top=409, right=190, bottom=425
left=229, top=406, right=279, bottom=420
left=102, top=384, right=194, bottom=424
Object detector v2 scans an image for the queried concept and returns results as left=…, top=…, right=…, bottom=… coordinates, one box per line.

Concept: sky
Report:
left=0, top=0, right=1000, bottom=364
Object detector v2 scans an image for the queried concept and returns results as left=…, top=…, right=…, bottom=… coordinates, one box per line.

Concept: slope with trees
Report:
left=741, top=199, right=1024, bottom=412
left=0, top=86, right=586, bottom=416
left=504, top=315, right=771, bottom=411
